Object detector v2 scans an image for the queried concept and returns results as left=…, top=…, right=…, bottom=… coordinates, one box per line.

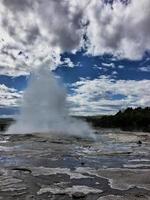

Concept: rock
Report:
left=72, top=192, right=86, bottom=199
left=135, top=193, right=145, bottom=198
left=81, top=162, right=85, bottom=166
left=137, top=140, right=142, bottom=145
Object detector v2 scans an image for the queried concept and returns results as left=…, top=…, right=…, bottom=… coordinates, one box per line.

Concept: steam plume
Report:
left=7, top=65, right=92, bottom=137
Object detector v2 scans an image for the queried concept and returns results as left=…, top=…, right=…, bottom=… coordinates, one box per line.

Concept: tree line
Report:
left=84, top=107, right=150, bottom=132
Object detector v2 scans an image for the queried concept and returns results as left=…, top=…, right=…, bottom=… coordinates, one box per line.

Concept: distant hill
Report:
left=83, top=107, right=150, bottom=132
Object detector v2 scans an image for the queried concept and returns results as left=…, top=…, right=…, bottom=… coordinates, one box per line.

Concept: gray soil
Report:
left=0, top=129, right=150, bottom=200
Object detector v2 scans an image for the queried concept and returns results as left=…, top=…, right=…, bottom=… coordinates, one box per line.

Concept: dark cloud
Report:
left=3, top=0, right=32, bottom=12
left=26, top=26, right=40, bottom=44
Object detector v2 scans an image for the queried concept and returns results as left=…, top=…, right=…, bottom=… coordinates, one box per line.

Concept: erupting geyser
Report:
left=7, top=65, right=92, bottom=137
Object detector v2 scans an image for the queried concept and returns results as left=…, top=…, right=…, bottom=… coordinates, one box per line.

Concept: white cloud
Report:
left=85, top=0, right=150, bottom=60
left=102, top=62, right=115, bottom=68
left=139, top=66, right=150, bottom=72
left=68, top=77, right=150, bottom=115
left=1, top=76, right=150, bottom=116
left=62, top=58, right=74, bottom=68
left=118, top=65, right=124, bottom=69
left=0, top=84, right=22, bottom=107
left=112, top=70, right=118, bottom=75
left=0, top=0, right=150, bottom=75
left=0, top=0, right=87, bottom=75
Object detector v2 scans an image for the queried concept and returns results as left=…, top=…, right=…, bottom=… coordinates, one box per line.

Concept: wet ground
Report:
left=0, top=129, right=150, bottom=200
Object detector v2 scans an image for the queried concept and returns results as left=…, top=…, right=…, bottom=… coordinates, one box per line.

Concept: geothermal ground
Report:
left=0, top=129, right=150, bottom=200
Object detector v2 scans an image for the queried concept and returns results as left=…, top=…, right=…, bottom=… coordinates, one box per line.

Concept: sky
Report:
left=0, top=0, right=150, bottom=116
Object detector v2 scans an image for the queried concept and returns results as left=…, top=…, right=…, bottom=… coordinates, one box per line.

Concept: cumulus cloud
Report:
left=0, top=0, right=88, bottom=75
left=1, top=76, right=150, bottom=116
left=85, top=0, right=150, bottom=59
left=0, top=84, right=22, bottom=107
left=68, top=76, right=150, bottom=115
left=0, top=0, right=150, bottom=75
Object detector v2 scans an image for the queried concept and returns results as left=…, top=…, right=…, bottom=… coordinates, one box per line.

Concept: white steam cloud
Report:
left=7, top=65, right=92, bottom=137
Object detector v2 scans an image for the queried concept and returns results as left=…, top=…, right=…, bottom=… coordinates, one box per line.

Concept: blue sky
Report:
left=0, top=0, right=150, bottom=116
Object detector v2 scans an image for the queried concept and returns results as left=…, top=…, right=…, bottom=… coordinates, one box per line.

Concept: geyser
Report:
left=7, top=65, right=92, bottom=137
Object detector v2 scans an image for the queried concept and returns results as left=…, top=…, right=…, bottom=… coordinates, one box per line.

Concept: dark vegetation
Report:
left=83, top=107, right=150, bottom=132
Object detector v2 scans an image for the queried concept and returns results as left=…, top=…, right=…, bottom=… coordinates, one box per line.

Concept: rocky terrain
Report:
left=0, top=129, right=150, bottom=200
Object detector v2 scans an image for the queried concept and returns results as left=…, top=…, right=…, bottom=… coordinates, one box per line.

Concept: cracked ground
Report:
left=0, top=129, right=150, bottom=200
